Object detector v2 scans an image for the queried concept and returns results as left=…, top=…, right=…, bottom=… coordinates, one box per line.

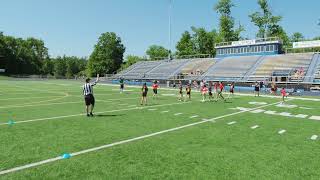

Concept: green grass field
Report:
left=1, top=79, right=320, bottom=179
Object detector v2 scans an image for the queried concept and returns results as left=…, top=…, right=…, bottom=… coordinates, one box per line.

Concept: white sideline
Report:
left=0, top=102, right=189, bottom=126
left=0, top=101, right=281, bottom=175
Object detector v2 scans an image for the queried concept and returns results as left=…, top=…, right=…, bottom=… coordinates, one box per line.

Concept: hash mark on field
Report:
left=264, top=111, right=277, bottom=115
left=311, top=135, right=318, bottom=140
left=148, top=109, right=157, bottom=111
left=249, top=102, right=267, bottom=105
left=295, top=114, right=308, bottom=118
left=299, top=107, right=313, bottom=110
left=250, top=109, right=265, bottom=113
left=190, top=115, right=199, bottom=119
left=118, top=103, right=128, bottom=106
left=278, top=129, right=286, bottom=134
left=227, top=121, right=236, bottom=125
left=279, top=112, right=294, bottom=117
left=309, top=116, right=320, bottom=121
left=174, top=113, right=183, bottom=116
left=161, top=111, right=169, bottom=113
left=251, top=125, right=259, bottom=129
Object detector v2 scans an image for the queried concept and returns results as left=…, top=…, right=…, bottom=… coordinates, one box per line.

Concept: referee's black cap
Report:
left=86, top=78, right=91, bottom=82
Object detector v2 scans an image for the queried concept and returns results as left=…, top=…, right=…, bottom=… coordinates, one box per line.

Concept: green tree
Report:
left=191, top=27, right=218, bottom=56
left=214, top=0, right=243, bottom=42
left=176, top=28, right=220, bottom=57
left=290, top=32, right=304, bottom=42
left=87, top=32, right=125, bottom=76
left=269, top=25, right=290, bottom=49
left=42, top=59, right=54, bottom=75
left=249, top=0, right=282, bottom=38
left=146, top=45, right=169, bottom=60
left=313, top=36, right=320, bottom=40
left=120, top=55, right=142, bottom=70
left=0, top=33, right=49, bottom=74
left=176, top=31, right=195, bottom=57
left=53, top=56, right=66, bottom=78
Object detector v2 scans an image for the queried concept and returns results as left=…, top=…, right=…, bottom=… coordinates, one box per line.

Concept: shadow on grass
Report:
left=224, top=101, right=233, bottom=103
left=95, top=114, right=125, bottom=117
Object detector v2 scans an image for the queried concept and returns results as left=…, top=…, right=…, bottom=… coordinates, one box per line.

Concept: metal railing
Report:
left=215, top=37, right=281, bottom=48
left=286, top=48, right=320, bottom=54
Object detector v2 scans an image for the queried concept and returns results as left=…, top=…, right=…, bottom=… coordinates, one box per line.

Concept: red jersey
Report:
left=201, top=87, right=208, bottom=94
left=152, top=84, right=159, bottom=89
left=281, top=89, right=286, bottom=96
left=219, top=83, right=224, bottom=91
left=214, top=83, right=218, bottom=90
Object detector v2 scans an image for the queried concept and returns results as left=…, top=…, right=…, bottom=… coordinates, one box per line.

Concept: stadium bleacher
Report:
left=115, top=53, right=317, bottom=82
left=114, top=38, right=320, bottom=83
left=117, top=61, right=163, bottom=79
left=248, top=53, right=313, bottom=81
left=202, top=56, right=261, bottom=81
left=179, top=58, right=216, bottom=80
left=310, top=53, right=320, bottom=82
left=146, top=59, right=190, bottom=79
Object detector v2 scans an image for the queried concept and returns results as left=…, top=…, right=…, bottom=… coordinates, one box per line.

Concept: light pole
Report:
left=168, top=0, right=173, bottom=60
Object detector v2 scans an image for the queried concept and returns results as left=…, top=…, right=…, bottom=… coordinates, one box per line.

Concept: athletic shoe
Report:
left=87, top=114, right=90, bottom=117
left=90, top=113, right=94, bottom=117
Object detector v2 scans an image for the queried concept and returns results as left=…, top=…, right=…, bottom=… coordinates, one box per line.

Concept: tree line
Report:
left=0, top=0, right=319, bottom=77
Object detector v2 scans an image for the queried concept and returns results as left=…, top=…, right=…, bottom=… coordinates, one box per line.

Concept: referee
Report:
left=83, top=74, right=99, bottom=117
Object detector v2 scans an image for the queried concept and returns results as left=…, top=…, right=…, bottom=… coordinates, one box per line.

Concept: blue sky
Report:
left=0, top=0, right=319, bottom=58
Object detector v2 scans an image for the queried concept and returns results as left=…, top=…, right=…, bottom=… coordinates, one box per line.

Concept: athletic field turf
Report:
left=1, top=79, right=320, bottom=179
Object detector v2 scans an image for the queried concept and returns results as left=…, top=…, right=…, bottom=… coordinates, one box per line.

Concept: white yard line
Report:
left=0, top=102, right=190, bottom=126
left=0, top=97, right=138, bottom=109
left=0, top=101, right=281, bottom=175
left=0, top=96, right=62, bottom=101
left=9, top=84, right=68, bottom=96
left=0, top=94, right=70, bottom=108
left=0, top=101, right=82, bottom=109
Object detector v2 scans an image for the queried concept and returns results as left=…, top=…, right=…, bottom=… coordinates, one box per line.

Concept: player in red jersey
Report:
left=201, top=84, right=208, bottom=102
left=217, top=81, right=226, bottom=102
left=152, top=81, right=159, bottom=99
left=280, top=87, right=287, bottom=103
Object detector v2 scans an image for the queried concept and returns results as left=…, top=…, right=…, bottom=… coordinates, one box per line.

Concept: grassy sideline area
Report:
left=1, top=79, right=320, bottom=179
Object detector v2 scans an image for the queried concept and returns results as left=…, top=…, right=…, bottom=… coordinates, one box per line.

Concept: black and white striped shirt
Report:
left=83, top=82, right=97, bottom=96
